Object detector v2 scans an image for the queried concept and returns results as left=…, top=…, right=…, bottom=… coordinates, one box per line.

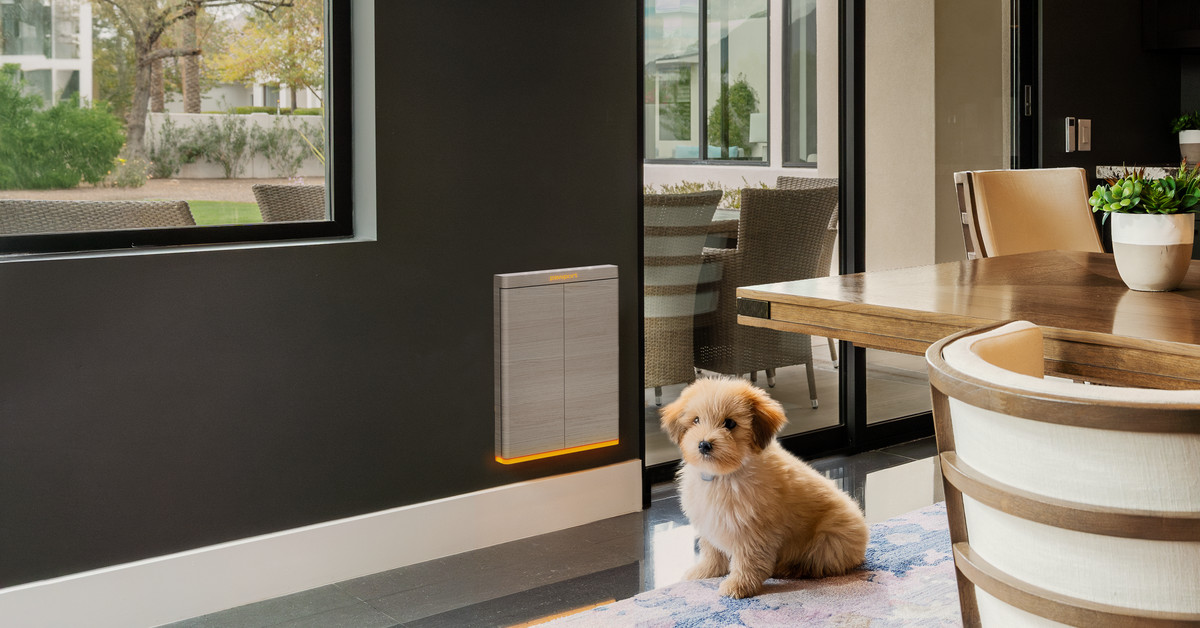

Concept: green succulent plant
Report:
left=1089, top=161, right=1200, bottom=221
left=1172, top=111, right=1200, bottom=134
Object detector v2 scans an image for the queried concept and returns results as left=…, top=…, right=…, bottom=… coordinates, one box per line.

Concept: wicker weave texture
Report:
left=0, top=199, right=195, bottom=235
left=252, top=184, right=327, bottom=222
left=777, top=176, right=839, bottom=275
left=694, top=186, right=839, bottom=380
left=644, top=190, right=722, bottom=389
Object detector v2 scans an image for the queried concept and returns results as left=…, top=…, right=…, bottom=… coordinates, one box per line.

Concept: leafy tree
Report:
left=94, top=0, right=295, bottom=157
left=0, top=66, right=125, bottom=189
left=707, top=74, right=759, bottom=158
left=209, top=0, right=324, bottom=106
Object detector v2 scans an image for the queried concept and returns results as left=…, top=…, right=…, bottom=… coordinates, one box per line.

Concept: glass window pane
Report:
left=0, top=0, right=333, bottom=244
left=786, top=0, right=817, bottom=164
left=52, top=0, right=80, bottom=59
left=645, top=0, right=700, bottom=160
left=705, top=0, right=767, bottom=162
left=862, top=1, right=1010, bottom=424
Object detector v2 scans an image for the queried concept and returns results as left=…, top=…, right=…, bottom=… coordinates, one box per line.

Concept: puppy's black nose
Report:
left=698, top=440, right=713, bottom=455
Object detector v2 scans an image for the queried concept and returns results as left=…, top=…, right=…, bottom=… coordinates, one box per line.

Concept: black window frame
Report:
left=0, top=0, right=353, bottom=257
left=782, top=0, right=818, bottom=168
left=643, top=0, right=771, bottom=167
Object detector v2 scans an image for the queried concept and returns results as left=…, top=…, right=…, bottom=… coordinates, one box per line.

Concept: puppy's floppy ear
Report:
left=739, top=383, right=788, bottom=450
left=659, top=387, right=694, bottom=444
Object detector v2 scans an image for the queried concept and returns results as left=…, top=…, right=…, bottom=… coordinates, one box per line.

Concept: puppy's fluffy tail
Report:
left=788, top=512, right=869, bottom=578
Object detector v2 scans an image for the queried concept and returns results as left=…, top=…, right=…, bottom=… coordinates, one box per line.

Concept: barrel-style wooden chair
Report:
left=926, top=321, right=1200, bottom=627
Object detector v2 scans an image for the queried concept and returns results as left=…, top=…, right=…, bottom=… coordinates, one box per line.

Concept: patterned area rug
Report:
left=540, top=502, right=960, bottom=627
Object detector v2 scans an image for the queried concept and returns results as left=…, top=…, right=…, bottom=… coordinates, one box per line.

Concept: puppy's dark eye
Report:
left=692, top=417, right=700, bottom=425
left=722, top=418, right=736, bottom=430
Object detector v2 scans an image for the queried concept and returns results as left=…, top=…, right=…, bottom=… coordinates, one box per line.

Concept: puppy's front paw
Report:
left=717, top=574, right=763, bottom=599
left=683, top=562, right=727, bottom=581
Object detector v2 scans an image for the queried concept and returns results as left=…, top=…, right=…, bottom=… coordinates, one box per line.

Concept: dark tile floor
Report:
left=163, top=437, right=940, bottom=628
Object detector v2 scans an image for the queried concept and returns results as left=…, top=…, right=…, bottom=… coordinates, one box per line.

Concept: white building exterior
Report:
left=0, top=0, right=92, bottom=105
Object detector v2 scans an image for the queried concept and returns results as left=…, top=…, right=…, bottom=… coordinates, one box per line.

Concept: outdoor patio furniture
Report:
left=252, top=184, right=326, bottom=222
left=0, top=199, right=195, bottom=235
left=643, top=190, right=722, bottom=405
left=694, top=185, right=839, bottom=406
left=777, top=175, right=840, bottom=366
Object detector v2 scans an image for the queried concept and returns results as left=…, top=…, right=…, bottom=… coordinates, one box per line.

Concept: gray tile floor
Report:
left=164, top=437, right=940, bottom=628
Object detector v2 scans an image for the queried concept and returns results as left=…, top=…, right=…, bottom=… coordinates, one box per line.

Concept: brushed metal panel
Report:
left=563, top=279, right=619, bottom=448
left=498, top=284, right=565, bottom=459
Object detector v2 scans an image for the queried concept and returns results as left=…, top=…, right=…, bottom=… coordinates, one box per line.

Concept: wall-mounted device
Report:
left=494, top=265, right=619, bottom=464
left=1065, top=117, right=1077, bottom=153
left=1077, top=119, right=1092, bottom=151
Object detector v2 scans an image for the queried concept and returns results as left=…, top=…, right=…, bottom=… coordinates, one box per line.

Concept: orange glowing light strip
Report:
left=495, top=439, right=619, bottom=465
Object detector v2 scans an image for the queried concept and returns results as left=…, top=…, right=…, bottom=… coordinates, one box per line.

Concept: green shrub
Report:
left=253, top=118, right=307, bottom=178
left=103, top=156, right=150, bottom=188
left=148, top=113, right=202, bottom=179
left=643, top=178, right=769, bottom=209
left=297, top=119, right=325, bottom=165
left=192, top=112, right=252, bottom=178
left=231, top=106, right=323, bottom=116
left=0, top=65, right=125, bottom=190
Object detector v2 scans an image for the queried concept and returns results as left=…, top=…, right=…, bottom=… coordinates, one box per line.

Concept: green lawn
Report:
left=187, top=200, right=263, bottom=226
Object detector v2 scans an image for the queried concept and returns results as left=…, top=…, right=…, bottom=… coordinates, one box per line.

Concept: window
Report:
left=644, top=0, right=768, bottom=163
left=0, top=0, right=351, bottom=255
left=785, top=0, right=817, bottom=165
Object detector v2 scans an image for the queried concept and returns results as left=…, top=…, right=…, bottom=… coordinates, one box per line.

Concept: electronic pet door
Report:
left=494, top=265, right=619, bottom=464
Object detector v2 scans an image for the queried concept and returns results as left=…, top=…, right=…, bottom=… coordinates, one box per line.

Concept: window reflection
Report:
left=705, top=0, right=767, bottom=162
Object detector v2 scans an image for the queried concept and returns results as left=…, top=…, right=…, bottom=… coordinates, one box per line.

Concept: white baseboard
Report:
left=0, top=460, right=643, bottom=628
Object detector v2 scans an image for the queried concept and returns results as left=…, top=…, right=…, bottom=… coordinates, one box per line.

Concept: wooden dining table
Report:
left=735, top=249, right=1200, bottom=389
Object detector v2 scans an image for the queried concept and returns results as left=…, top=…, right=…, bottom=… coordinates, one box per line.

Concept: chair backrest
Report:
left=926, top=321, right=1200, bottom=627
left=953, top=168, right=1103, bottom=258
left=643, top=190, right=722, bottom=315
left=252, top=184, right=327, bottom=222
left=737, top=186, right=839, bottom=285
left=643, top=190, right=722, bottom=387
left=0, top=199, right=195, bottom=235
left=777, top=176, right=839, bottom=276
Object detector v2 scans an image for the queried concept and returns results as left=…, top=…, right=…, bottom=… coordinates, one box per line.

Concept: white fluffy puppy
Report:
left=660, top=377, right=868, bottom=599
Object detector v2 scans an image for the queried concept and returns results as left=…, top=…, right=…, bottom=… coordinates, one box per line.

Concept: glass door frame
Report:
left=642, top=0, right=1031, bottom=497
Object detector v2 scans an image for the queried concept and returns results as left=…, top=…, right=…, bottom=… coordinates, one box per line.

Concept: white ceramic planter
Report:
left=1110, top=212, right=1195, bottom=291
left=1181, top=130, right=1200, bottom=165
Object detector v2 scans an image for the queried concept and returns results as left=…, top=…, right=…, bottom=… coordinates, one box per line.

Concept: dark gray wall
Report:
left=1040, top=0, right=1181, bottom=175
left=0, top=0, right=641, bottom=588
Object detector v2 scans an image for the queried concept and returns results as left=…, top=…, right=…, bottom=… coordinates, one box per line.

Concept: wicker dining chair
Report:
left=927, top=321, right=1200, bottom=627
left=0, top=199, right=195, bottom=235
left=694, top=185, right=839, bottom=407
left=252, top=184, right=327, bottom=222
left=777, top=175, right=840, bottom=367
left=644, top=190, right=723, bottom=405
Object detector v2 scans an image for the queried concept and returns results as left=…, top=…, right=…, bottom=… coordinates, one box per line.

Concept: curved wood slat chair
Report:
left=952, top=168, right=1103, bottom=260
left=926, top=321, right=1200, bottom=627
left=0, top=199, right=194, bottom=235
left=695, top=185, right=839, bottom=406
left=644, top=190, right=722, bottom=405
left=252, top=184, right=326, bottom=222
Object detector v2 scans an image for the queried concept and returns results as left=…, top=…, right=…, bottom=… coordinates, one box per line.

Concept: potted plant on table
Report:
left=1173, top=112, right=1200, bottom=164
left=1089, top=161, right=1200, bottom=291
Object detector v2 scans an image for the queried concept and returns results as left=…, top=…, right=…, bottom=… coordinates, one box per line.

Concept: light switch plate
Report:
left=1065, top=117, right=1076, bottom=153
left=1078, top=119, right=1092, bottom=151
